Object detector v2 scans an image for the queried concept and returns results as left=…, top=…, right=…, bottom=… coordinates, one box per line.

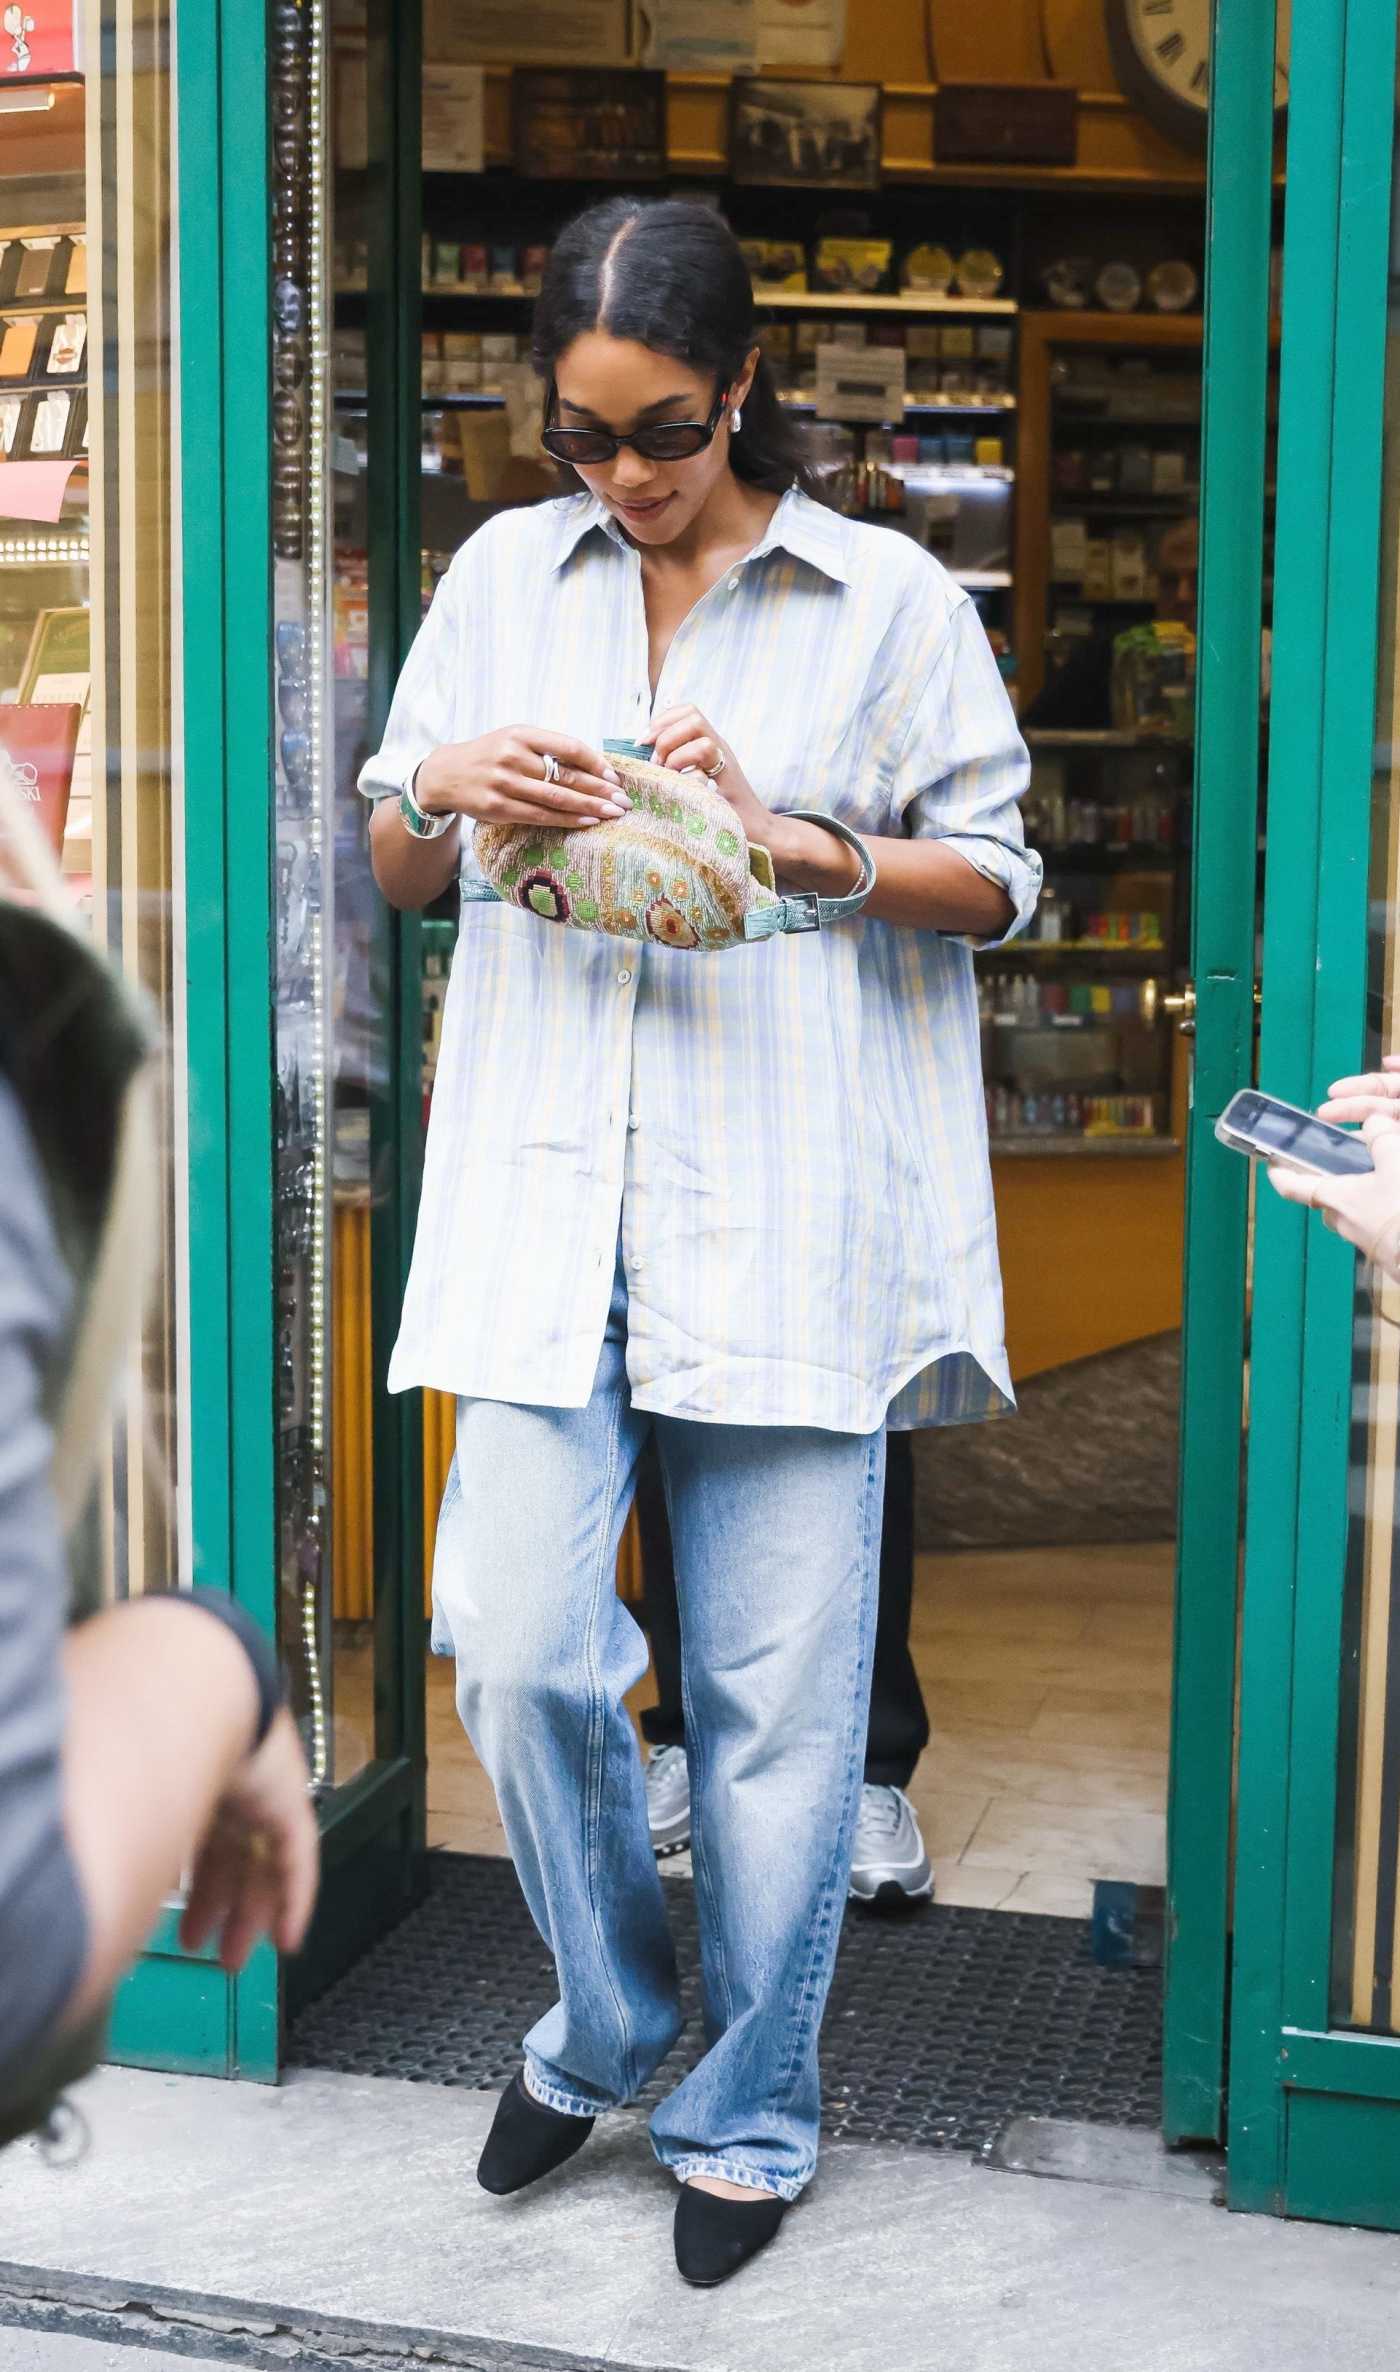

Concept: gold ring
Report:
left=705, top=752, right=726, bottom=778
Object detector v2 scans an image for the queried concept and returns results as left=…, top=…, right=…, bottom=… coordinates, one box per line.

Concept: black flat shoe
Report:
left=476, top=2072, right=595, bottom=2196
left=673, top=2184, right=787, bottom=2286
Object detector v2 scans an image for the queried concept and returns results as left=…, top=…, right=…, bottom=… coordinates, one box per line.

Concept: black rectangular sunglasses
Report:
left=541, top=377, right=728, bottom=466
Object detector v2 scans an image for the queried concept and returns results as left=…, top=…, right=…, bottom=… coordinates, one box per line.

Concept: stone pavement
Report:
left=0, top=2066, right=1395, bottom=2372
left=0, top=2340, right=222, bottom=2372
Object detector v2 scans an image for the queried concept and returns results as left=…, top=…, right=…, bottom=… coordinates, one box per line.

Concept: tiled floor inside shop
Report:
left=422, top=1541, right=1172, bottom=1918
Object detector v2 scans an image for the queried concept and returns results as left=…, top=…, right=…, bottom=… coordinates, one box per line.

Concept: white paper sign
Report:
left=814, top=343, right=906, bottom=425
left=640, top=0, right=757, bottom=70
left=757, top=0, right=846, bottom=68
left=423, top=63, right=485, bottom=171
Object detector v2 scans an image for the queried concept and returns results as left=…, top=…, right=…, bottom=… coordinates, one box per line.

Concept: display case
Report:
left=982, top=726, right=1191, bottom=1152
left=0, top=17, right=182, bottom=1598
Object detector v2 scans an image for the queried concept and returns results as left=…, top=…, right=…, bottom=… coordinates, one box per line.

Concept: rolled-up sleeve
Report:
left=357, top=554, right=465, bottom=804
left=890, top=594, right=1042, bottom=948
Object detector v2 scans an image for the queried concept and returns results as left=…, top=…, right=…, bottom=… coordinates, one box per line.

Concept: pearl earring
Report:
left=731, top=406, right=743, bottom=433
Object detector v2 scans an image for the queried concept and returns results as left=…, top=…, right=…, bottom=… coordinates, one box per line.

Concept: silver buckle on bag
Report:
left=785, top=894, right=822, bottom=934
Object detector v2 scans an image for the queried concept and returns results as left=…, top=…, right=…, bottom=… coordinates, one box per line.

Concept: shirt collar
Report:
left=548, top=485, right=852, bottom=587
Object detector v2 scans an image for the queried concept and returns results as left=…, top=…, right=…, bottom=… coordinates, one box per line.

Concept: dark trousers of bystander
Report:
left=634, top=1429, right=929, bottom=1789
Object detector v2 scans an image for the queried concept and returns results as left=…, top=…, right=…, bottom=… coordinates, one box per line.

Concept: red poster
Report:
left=0, top=703, right=80, bottom=854
left=1, top=3, right=78, bottom=79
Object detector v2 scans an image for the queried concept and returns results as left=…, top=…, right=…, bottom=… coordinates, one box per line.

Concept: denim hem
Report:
left=659, top=2151, right=808, bottom=2205
left=522, top=2058, right=620, bottom=2119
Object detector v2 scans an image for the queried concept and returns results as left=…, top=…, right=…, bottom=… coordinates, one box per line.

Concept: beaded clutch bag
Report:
left=468, top=741, right=873, bottom=953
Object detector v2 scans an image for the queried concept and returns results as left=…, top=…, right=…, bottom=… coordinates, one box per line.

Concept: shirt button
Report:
left=617, top=968, right=633, bottom=987
left=728, top=575, right=741, bottom=592
left=627, top=1114, right=639, bottom=1132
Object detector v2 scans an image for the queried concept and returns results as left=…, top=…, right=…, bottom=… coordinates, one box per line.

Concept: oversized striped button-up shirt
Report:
left=360, top=486, right=1041, bottom=1433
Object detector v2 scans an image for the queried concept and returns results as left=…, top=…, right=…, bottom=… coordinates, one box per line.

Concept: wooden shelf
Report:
left=1051, top=589, right=1159, bottom=606
left=1002, top=939, right=1166, bottom=958
left=756, top=289, right=1016, bottom=317
left=889, top=462, right=1014, bottom=486
left=394, top=283, right=1019, bottom=317
left=784, top=392, right=1016, bottom=417
left=1025, top=729, right=1189, bottom=749
left=991, top=1135, right=1181, bottom=1159
left=1051, top=495, right=1198, bottom=516
left=0, top=294, right=83, bottom=317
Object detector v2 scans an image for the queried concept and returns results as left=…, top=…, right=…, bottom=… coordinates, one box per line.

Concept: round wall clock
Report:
left=1104, top=0, right=1290, bottom=152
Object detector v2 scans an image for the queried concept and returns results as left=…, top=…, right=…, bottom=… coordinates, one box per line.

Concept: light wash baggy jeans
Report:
left=430, top=1251, right=884, bottom=2202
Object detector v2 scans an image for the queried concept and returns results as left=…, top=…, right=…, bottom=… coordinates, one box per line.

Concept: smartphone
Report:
left=1215, top=1087, right=1375, bottom=1177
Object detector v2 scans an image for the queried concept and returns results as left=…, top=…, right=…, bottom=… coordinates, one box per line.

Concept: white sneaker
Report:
left=848, top=1784, right=934, bottom=1910
left=644, top=1743, right=691, bottom=1856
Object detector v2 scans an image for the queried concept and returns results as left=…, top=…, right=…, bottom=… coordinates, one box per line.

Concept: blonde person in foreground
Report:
left=0, top=754, right=318, bottom=2156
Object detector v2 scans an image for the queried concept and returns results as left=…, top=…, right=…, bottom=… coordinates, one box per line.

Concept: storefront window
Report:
left=0, top=3, right=184, bottom=1600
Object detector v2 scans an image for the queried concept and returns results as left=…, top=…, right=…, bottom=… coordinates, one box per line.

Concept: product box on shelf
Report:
left=739, top=238, right=806, bottom=291
left=442, top=332, right=483, bottom=390
left=1082, top=539, right=1113, bottom=599
left=1110, top=533, right=1149, bottom=599
left=812, top=237, right=891, bottom=294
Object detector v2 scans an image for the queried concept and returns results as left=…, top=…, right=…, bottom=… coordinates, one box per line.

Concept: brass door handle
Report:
left=1161, top=981, right=1261, bottom=1038
left=1163, top=982, right=1197, bottom=1036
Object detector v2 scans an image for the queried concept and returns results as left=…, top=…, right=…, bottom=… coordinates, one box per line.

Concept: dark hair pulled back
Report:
left=532, top=196, right=825, bottom=500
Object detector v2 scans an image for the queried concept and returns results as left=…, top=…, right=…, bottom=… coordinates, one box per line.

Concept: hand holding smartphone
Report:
left=1215, top=1087, right=1375, bottom=1177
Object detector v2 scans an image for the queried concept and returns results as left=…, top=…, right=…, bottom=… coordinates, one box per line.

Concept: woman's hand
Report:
left=1266, top=1111, right=1400, bottom=1280
left=650, top=705, right=771, bottom=840
left=1317, top=1054, right=1400, bottom=1127
left=650, top=705, right=860, bottom=892
left=415, top=727, right=629, bottom=831
left=179, top=1708, right=321, bottom=1973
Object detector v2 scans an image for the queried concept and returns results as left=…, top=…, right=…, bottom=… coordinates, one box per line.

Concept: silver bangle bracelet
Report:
left=400, top=766, right=452, bottom=841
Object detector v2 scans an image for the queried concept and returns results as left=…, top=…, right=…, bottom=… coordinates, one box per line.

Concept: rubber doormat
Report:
left=288, top=1854, right=1162, bottom=2152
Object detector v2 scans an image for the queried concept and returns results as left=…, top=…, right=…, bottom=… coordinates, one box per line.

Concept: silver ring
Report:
left=704, top=751, right=726, bottom=778
left=541, top=751, right=561, bottom=787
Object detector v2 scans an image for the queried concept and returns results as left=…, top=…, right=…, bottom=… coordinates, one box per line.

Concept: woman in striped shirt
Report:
left=364, top=196, right=1040, bottom=2286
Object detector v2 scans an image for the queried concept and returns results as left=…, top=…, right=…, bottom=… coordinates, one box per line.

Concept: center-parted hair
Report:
left=531, top=196, right=824, bottom=500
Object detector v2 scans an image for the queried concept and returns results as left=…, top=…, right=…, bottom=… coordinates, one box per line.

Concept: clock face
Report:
left=1109, top=0, right=1290, bottom=144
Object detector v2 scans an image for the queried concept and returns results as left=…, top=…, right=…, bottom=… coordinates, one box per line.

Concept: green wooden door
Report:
left=1160, top=0, right=1277, bottom=2146
left=109, top=0, right=427, bottom=2076
left=1225, top=0, right=1400, bottom=2224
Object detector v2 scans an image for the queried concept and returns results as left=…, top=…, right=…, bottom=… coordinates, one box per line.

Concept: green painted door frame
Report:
left=109, top=0, right=428, bottom=2072
left=109, top=0, right=280, bottom=2078
left=1162, top=0, right=1277, bottom=2148
left=1225, top=0, right=1400, bottom=2224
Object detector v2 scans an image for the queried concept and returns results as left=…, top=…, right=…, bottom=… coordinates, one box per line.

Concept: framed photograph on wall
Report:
left=729, top=76, right=881, bottom=189
left=514, top=69, right=668, bottom=181
left=18, top=605, right=89, bottom=705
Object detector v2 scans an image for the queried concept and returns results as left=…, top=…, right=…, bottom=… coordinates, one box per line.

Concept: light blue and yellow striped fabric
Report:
left=360, top=487, right=1041, bottom=1432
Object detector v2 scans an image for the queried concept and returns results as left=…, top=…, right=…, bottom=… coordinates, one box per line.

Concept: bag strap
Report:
left=743, top=813, right=876, bottom=941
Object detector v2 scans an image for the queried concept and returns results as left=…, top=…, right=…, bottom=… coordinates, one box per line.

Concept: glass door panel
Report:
left=1330, top=118, right=1400, bottom=2035
left=272, top=0, right=408, bottom=1793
